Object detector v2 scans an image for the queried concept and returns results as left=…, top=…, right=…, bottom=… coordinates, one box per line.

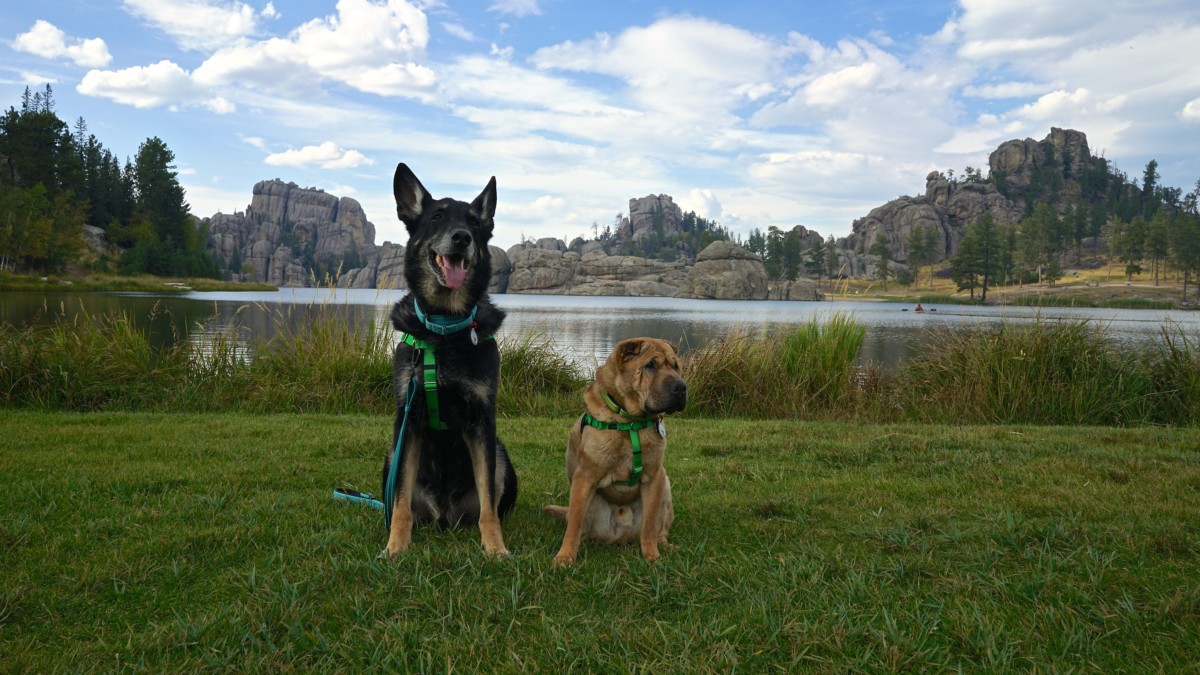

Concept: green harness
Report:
left=580, top=392, right=664, bottom=487
left=401, top=330, right=494, bottom=430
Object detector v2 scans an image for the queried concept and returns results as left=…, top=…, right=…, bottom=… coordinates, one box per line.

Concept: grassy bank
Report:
left=1, top=412, right=1197, bottom=671
left=4, top=305, right=1200, bottom=425
left=0, top=271, right=276, bottom=293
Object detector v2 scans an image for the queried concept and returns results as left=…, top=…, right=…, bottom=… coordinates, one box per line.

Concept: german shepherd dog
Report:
left=381, top=163, right=517, bottom=558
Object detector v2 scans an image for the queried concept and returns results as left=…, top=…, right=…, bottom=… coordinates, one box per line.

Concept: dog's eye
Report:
left=645, top=360, right=657, bottom=372
left=431, top=212, right=443, bottom=221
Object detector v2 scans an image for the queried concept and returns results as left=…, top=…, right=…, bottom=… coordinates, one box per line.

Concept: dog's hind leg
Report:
left=466, top=433, right=508, bottom=556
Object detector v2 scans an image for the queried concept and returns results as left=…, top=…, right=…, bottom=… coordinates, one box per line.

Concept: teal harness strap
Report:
left=578, top=408, right=662, bottom=485
left=401, top=330, right=496, bottom=431
left=404, top=332, right=449, bottom=430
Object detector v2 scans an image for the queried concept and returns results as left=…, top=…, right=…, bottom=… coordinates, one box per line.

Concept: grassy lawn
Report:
left=2, top=412, right=1198, bottom=671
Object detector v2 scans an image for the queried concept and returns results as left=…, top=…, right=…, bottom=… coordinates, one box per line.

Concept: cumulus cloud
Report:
left=13, top=20, right=112, bottom=67
left=681, top=189, right=723, bottom=222
left=122, top=0, right=260, bottom=51
left=1184, top=98, right=1200, bottom=122
left=533, top=16, right=783, bottom=119
left=264, top=142, right=374, bottom=169
left=78, top=60, right=203, bottom=108
left=193, top=0, right=436, bottom=96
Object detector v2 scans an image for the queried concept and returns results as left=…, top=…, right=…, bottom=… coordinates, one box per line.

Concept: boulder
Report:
left=680, top=241, right=769, bottom=300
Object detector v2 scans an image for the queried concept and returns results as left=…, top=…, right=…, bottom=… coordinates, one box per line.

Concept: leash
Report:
left=332, top=300, right=492, bottom=526
left=579, top=391, right=664, bottom=487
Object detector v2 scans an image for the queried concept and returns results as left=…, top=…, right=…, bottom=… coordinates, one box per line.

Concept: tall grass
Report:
left=0, top=302, right=580, bottom=416
left=4, top=305, right=1200, bottom=426
left=497, top=332, right=586, bottom=418
left=683, top=313, right=865, bottom=418
left=895, top=319, right=1157, bottom=425
left=0, top=305, right=188, bottom=410
left=1143, top=321, right=1200, bottom=425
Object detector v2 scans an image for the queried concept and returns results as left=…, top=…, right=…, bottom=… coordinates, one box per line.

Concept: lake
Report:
left=3, top=288, right=1198, bottom=370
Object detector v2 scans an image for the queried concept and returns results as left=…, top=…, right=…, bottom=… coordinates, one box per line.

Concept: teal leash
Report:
left=333, top=300, right=486, bottom=523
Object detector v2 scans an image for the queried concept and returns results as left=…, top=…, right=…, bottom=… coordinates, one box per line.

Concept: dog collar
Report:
left=413, top=298, right=480, bottom=343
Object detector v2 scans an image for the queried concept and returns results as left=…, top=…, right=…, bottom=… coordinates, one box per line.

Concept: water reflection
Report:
left=4, top=289, right=1198, bottom=372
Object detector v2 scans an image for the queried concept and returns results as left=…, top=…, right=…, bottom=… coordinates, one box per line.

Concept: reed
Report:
left=895, top=319, right=1157, bottom=425
left=1098, top=297, right=1178, bottom=310
left=0, top=304, right=190, bottom=410
left=1142, top=321, right=1200, bottom=425
left=683, top=312, right=866, bottom=418
left=5, top=305, right=1200, bottom=427
left=497, top=331, right=586, bottom=417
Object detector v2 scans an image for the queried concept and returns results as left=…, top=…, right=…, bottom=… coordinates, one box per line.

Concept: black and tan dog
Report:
left=381, top=163, right=517, bottom=558
left=544, top=337, right=687, bottom=565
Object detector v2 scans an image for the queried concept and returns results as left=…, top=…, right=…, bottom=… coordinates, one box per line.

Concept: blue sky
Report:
left=5, top=0, right=1200, bottom=250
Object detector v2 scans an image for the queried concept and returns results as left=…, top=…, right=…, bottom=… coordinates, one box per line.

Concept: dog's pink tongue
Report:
left=439, top=256, right=468, bottom=290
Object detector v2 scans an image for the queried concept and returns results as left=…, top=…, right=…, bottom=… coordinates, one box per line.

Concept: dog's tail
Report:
left=542, top=504, right=568, bottom=521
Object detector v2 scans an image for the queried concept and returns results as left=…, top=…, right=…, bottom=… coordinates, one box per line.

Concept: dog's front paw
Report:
left=484, top=543, right=510, bottom=558
left=381, top=533, right=411, bottom=560
left=553, top=550, right=576, bottom=566
left=641, top=542, right=661, bottom=562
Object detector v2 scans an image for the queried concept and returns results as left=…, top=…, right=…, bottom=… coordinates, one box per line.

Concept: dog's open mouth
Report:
left=432, top=253, right=469, bottom=290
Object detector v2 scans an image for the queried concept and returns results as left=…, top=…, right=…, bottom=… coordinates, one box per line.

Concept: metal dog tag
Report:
left=470, top=327, right=479, bottom=345
left=656, top=420, right=666, bottom=438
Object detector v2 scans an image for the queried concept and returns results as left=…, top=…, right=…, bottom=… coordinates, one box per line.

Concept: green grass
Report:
left=0, top=271, right=276, bottom=292
left=5, top=305, right=1200, bottom=426
left=897, top=320, right=1157, bottom=426
left=2, top=411, right=1198, bottom=671
left=683, top=313, right=865, bottom=417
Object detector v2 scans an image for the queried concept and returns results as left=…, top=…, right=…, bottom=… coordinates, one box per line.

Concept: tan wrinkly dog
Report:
left=544, top=338, right=687, bottom=565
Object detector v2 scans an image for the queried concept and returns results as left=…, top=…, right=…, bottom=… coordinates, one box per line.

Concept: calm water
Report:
left=4, top=289, right=1198, bottom=370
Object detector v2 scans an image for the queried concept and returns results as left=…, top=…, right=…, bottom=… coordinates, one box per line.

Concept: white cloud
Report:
left=804, top=62, right=881, bottom=106
left=78, top=60, right=202, bottom=108
left=680, top=189, right=723, bottom=221
left=1184, top=98, right=1200, bottom=122
left=442, top=22, right=478, bottom=42
left=122, top=0, right=260, bottom=51
left=262, top=2, right=279, bottom=19
left=192, top=0, right=436, bottom=96
left=533, top=16, right=784, bottom=120
left=488, top=0, right=541, bottom=17
left=204, top=96, right=235, bottom=113
left=13, top=20, right=112, bottom=67
left=963, top=81, right=1054, bottom=99
left=264, top=141, right=374, bottom=169
left=240, top=135, right=268, bottom=150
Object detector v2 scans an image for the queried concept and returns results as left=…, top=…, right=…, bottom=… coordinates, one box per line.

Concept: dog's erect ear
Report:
left=393, top=163, right=432, bottom=231
left=617, top=338, right=646, bottom=363
left=471, top=176, right=497, bottom=232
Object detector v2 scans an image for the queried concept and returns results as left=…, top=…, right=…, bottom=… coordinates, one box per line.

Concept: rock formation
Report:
left=205, top=180, right=376, bottom=287
left=203, top=182, right=818, bottom=300
left=841, top=127, right=1103, bottom=278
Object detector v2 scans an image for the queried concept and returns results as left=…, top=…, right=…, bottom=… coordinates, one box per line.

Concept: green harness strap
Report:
left=580, top=392, right=663, bottom=487
left=401, top=331, right=494, bottom=430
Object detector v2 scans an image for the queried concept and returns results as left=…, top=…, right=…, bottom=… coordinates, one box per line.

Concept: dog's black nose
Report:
left=451, top=229, right=472, bottom=248
left=671, top=379, right=687, bottom=397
